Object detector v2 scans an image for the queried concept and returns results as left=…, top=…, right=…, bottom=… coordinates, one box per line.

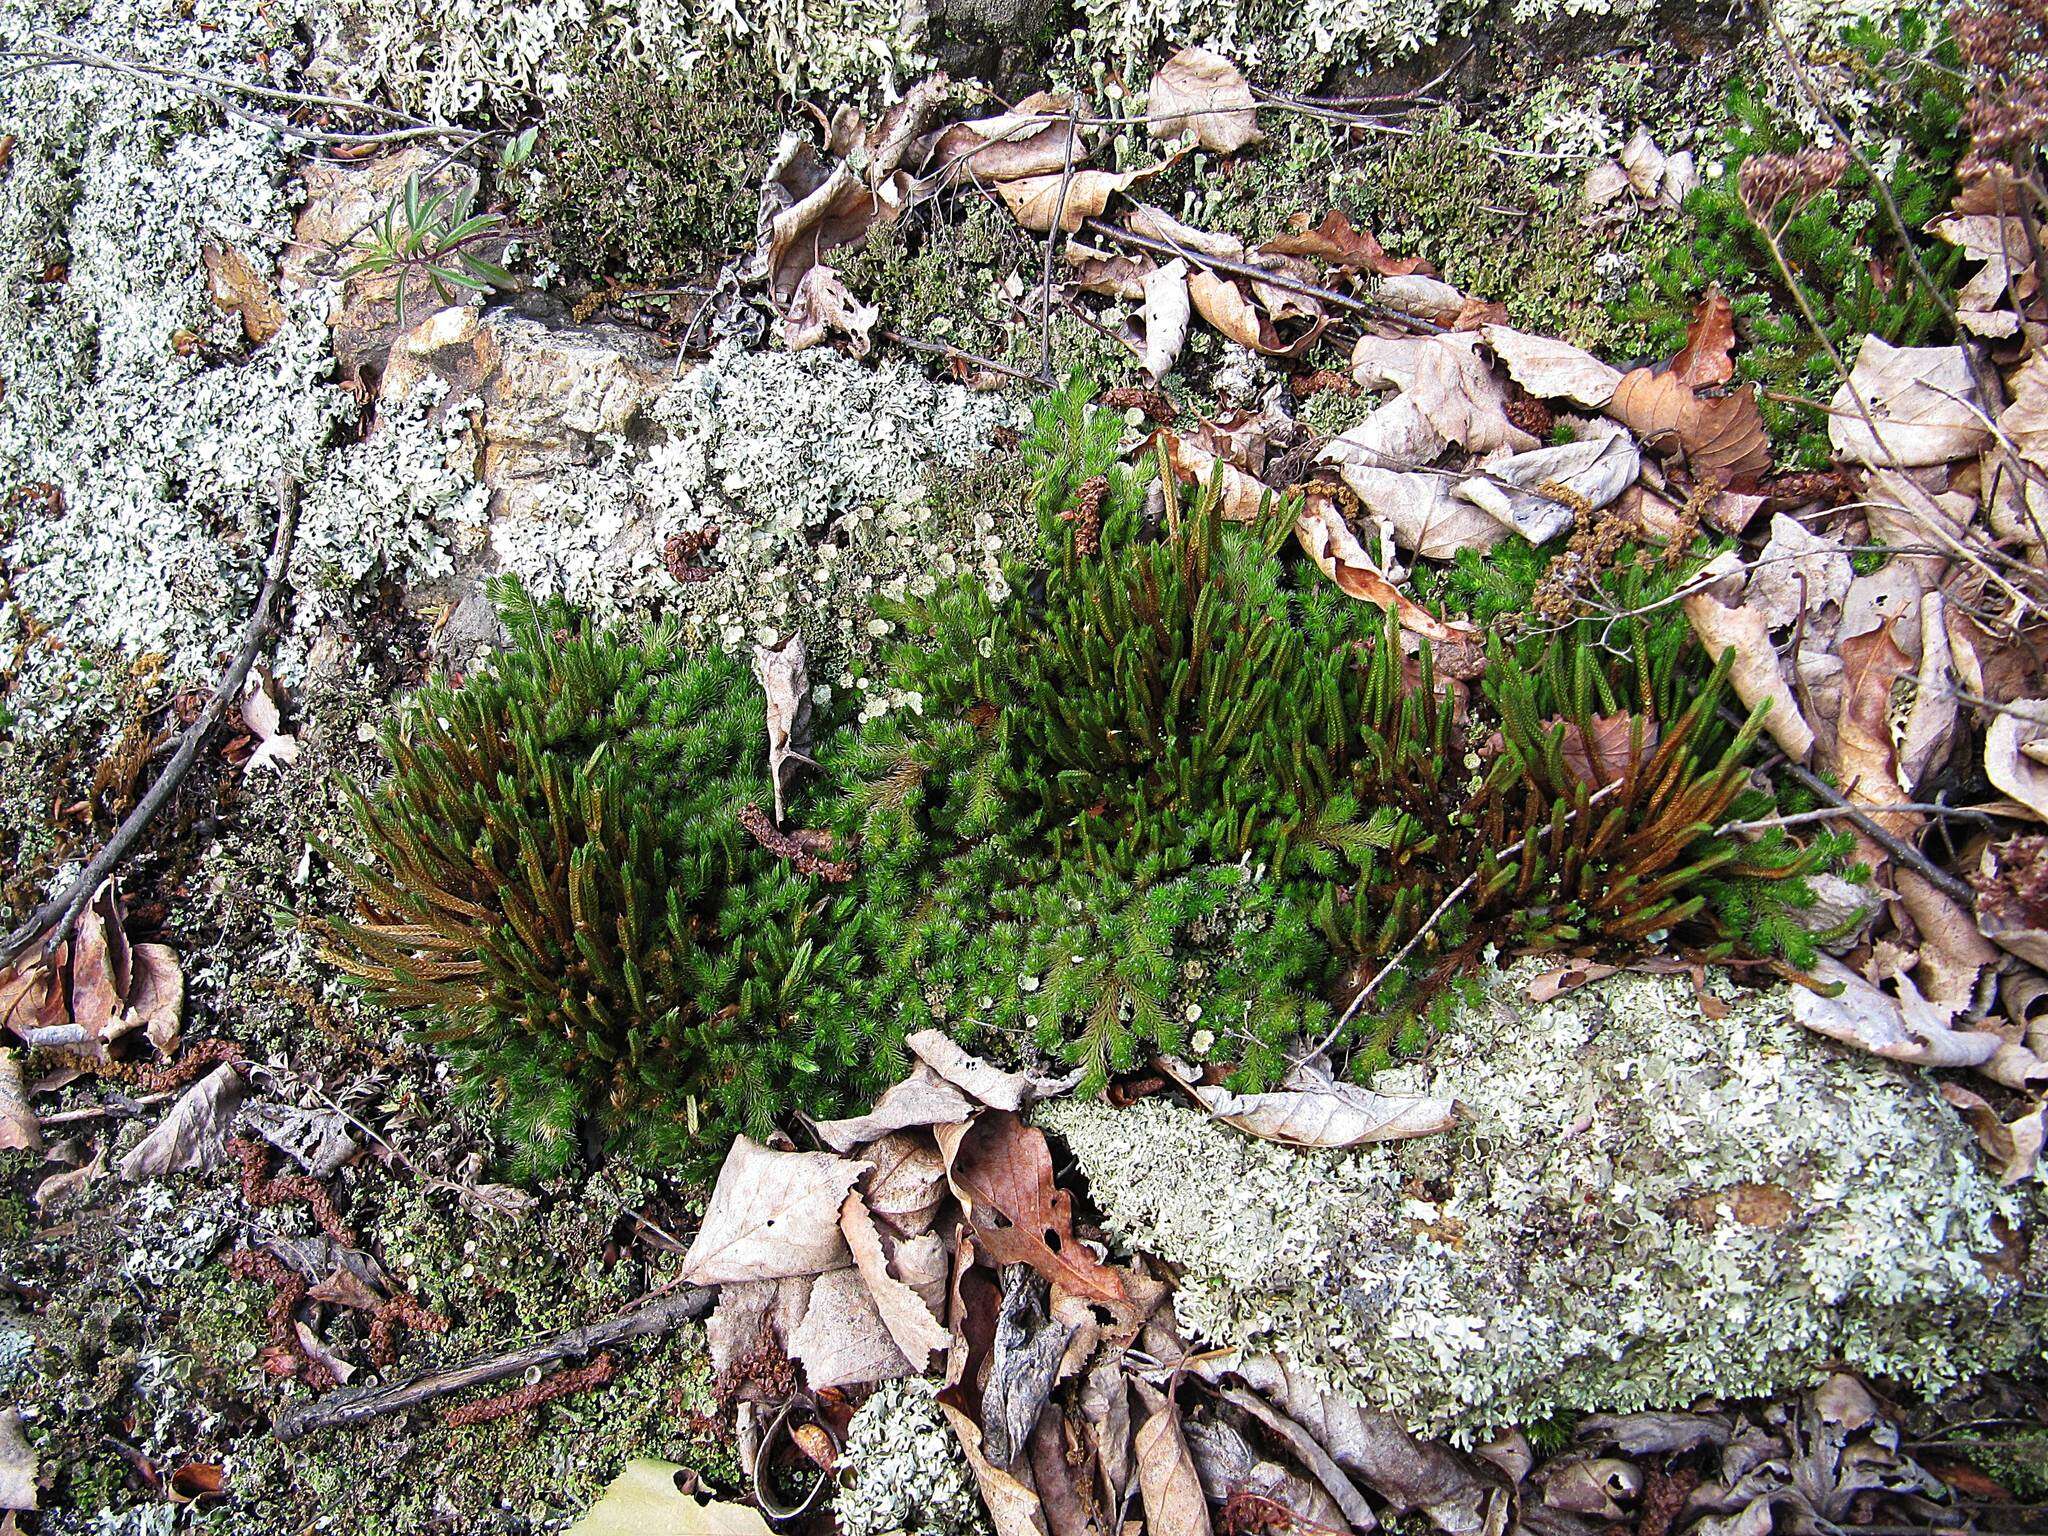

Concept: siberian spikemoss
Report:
left=833, top=378, right=1847, bottom=1090
left=321, top=581, right=898, bottom=1177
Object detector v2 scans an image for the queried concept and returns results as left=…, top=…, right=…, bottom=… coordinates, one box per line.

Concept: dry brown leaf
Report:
left=1146, top=46, right=1261, bottom=155
left=757, top=142, right=892, bottom=304
left=1620, top=126, right=1667, bottom=198
left=1134, top=1382, right=1212, bottom=1536
left=1746, top=513, right=1852, bottom=630
left=1974, top=836, right=2048, bottom=969
left=35, top=1143, right=105, bottom=1214
left=1264, top=209, right=1425, bottom=277
left=1670, top=287, right=1737, bottom=388
left=1143, top=258, right=1191, bottom=382
left=0, top=1048, right=38, bottom=1153
left=1791, top=958, right=2002, bottom=1068
left=998, top=164, right=1163, bottom=234
left=706, top=1275, right=814, bottom=1397
left=1351, top=332, right=1537, bottom=455
left=1187, top=1068, right=1455, bottom=1146
left=239, top=674, right=299, bottom=774
left=1454, top=432, right=1639, bottom=543
left=1986, top=701, right=2048, bottom=821
left=1480, top=325, right=1621, bottom=408
left=1158, top=433, right=1276, bottom=522
left=1896, top=592, right=1958, bottom=792
left=1940, top=1082, right=2045, bottom=1185
left=680, top=1137, right=867, bottom=1284
left=1294, top=491, right=1484, bottom=649
left=938, top=1110, right=1126, bottom=1304
left=1834, top=625, right=1917, bottom=829
left=1538, top=1459, right=1641, bottom=1520
left=1556, top=714, right=1658, bottom=788
left=782, top=265, right=879, bottom=358
left=202, top=242, right=285, bottom=345
left=69, top=879, right=131, bottom=1042
left=1374, top=274, right=1472, bottom=324
left=860, top=1130, right=951, bottom=1232
left=127, top=942, right=183, bottom=1053
left=788, top=1265, right=915, bottom=1388
left=1125, top=203, right=1245, bottom=262
left=941, top=1400, right=1053, bottom=1536
left=1606, top=369, right=1770, bottom=483
left=752, top=632, right=812, bottom=826
left=1828, top=338, right=1994, bottom=467
left=1681, top=579, right=1814, bottom=760
left=1065, top=239, right=1154, bottom=300
left=1527, top=961, right=1621, bottom=1002
left=1335, top=463, right=1502, bottom=559
left=906, top=1028, right=1043, bottom=1111
left=119, top=1064, right=246, bottom=1181
left=840, top=1190, right=950, bottom=1369
left=929, top=93, right=1085, bottom=184
left=1187, top=269, right=1323, bottom=356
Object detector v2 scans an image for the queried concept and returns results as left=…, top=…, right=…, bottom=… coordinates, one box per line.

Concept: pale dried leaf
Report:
left=1681, top=579, right=1814, bottom=759
left=1897, top=593, right=1958, bottom=793
left=239, top=1100, right=360, bottom=1179
left=1134, top=1382, right=1211, bottom=1536
left=1218, top=1386, right=1377, bottom=1529
left=941, top=1401, right=1053, bottom=1536
left=1481, top=326, right=1621, bottom=408
left=1746, top=513, right=1852, bottom=630
left=782, top=265, right=879, bottom=358
left=240, top=675, right=299, bottom=773
left=840, top=1191, right=949, bottom=1369
left=752, top=633, right=812, bottom=826
left=1351, top=332, right=1537, bottom=455
left=1143, top=258, right=1191, bottom=382
left=1986, top=702, right=2048, bottom=820
left=788, top=1265, right=914, bottom=1388
left=0, top=1049, right=37, bottom=1153
left=1455, top=432, right=1639, bottom=543
left=1375, top=274, right=1471, bottom=323
left=567, top=1460, right=777, bottom=1536
left=1539, top=1459, right=1641, bottom=1520
left=1583, top=160, right=1631, bottom=207
left=0, top=1408, right=36, bottom=1512
left=1619, top=127, right=1667, bottom=199
left=119, top=1064, right=245, bottom=1181
left=69, top=880, right=130, bottom=1043
left=999, top=164, right=1162, bottom=234
left=860, top=1130, right=951, bottom=1231
left=295, top=1320, right=358, bottom=1384
left=815, top=1065, right=973, bottom=1152
left=1792, top=958, right=2002, bottom=1068
left=1187, top=1063, right=1454, bottom=1146
left=1829, top=338, right=1994, bottom=467
left=1294, top=491, right=1485, bottom=649
left=707, top=1276, right=814, bottom=1391
left=680, top=1137, right=866, bottom=1284
left=930, top=93, right=1085, bottom=184
left=1146, top=46, right=1261, bottom=155
left=1158, top=433, right=1275, bottom=521
left=1125, top=202, right=1245, bottom=262
left=126, top=942, right=182, bottom=1053
left=1528, top=962, right=1620, bottom=1002
left=906, top=1028, right=1040, bottom=1110
left=757, top=140, right=888, bottom=303
left=1940, top=1082, right=2046, bottom=1184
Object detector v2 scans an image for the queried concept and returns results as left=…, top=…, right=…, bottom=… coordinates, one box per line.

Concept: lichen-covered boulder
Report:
left=1039, top=965, right=2042, bottom=1440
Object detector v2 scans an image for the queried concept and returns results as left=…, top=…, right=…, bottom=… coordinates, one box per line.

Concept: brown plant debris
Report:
left=224, top=1246, right=337, bottom=1391
left=738, top=805, right=857, bottom=882
left=1060, top=474, right=1108, bottom=556
left=663, top=526, right=721, bottom=584
left=1102, top=385, right=1180, bottom=422
left=441, top=1353, right=617, bottom=1427
left=367, top=1289, right=450, bottom=1368
left=232, top=1135, right=357, bottom=1247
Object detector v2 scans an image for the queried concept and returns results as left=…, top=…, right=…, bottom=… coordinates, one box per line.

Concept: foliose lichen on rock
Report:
left=1038, top=963, right=2042, bottom=1440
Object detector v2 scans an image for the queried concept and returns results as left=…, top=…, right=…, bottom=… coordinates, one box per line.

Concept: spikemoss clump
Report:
left=321, top=580, right=899, bottom=1176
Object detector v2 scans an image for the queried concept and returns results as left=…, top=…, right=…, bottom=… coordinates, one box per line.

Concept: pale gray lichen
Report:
left=479, top=344, right=1024, bottom=705
left=837, top=1377, right=990, bottom=1536
left=1038, top=963, right=2041, bottom=1441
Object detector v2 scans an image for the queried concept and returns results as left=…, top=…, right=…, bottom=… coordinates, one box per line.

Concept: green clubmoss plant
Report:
left=321, top=581, right=897, bottom=1177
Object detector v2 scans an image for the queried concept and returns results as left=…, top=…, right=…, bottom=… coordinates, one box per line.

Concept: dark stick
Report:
left=879, top=328, right=1047, bottom=387
left=271, top=1284, right=716, bottom=1441
left=1038, top=103, right=1082, bottom=385
left=0, top=478, right=301, bottom=969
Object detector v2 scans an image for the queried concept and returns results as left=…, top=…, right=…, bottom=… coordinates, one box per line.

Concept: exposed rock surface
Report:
left=1039, top=965, right=2043, bottom=1440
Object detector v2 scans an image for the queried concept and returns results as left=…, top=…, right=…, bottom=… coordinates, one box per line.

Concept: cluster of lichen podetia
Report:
left=322, top=375, right=1854, bottom=1173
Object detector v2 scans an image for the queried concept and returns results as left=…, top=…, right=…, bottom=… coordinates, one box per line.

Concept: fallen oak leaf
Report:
left=782, top=265, right=878, bottom=357
left=1146, top=46, right=1261, bottom=155
left=239, top=672, right=299, bottom=774
left=1188, top=269, right=1323, bottom=356
left=906, top=1027, right=1052, bottom=1111
left=1264, top=208, right=1425, bottom=277
left=1157, top=432, right=1276, bottom=522
left=680, top=1136, right=868, bottom=1284
left=936, top=1110, right=1126, bottom=1305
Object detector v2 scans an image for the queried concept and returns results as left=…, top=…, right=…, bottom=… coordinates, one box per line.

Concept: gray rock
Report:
left=1039, top=963, right=2043, bottom=1440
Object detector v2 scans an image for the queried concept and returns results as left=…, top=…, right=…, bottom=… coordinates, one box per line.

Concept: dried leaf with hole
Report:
left=782, top=266, right=878, bottom=358
left=1791, top=958, right=2002, bottom=1068
left=937, top=1110, right=1126, bottom=1303
left=680, top=1137, right=867, bottom=1284
left=752, top=633, right=812, bottom=826
left=1746, top=514, right=1852, bottom=630
left=840, top=1191, right=950, bottom=1368
left=1680, top=573, right=1813, bottom=760
left=1606, top=369, right=1770, bottom=483
left=566, top=1460, right=776, bottom=1536
left=1143, top=258, right=1191, bottom=382
left=1828, top=338, right=1994, bottom=467
left=1146, top=47, right=1261, bottom=155
left=1986, top=702, right=2048, bottom=821
left=1481, top=326, right=1621, bottom=408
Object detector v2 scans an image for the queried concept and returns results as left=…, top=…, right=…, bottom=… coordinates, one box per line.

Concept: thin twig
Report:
left=879, top=328, right=1047, bottom=386
left=1719, top=802, right=2012, bottom=834
left=1039, top=102, right=1082, bottom=386
left=0, top=478, right=301, bottom=969
left=1297, top=781, right=1626, bottom=1067
left=269, top=1285, right=715, bottom=1441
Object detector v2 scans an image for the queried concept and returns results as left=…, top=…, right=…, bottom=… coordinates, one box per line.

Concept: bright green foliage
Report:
left=518, top=52, right=776, bottom=279
left=322, top=582, right=897, bottom=1177
left=834, top=378, right=1847, bottom=1089
left=1616, top=15, right=1966, bottom=465
left=345, top=173, right=516, bottom=324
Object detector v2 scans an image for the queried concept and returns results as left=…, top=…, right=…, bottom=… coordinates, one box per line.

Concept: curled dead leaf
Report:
left=1481, top=325, right=1621, bottom=408
left=1265, top=209, right=1425, bottom=277
left=1986, top=701, right=2048, bottom=821
left=1295, top=490, right=1483, bottom=649
left=1680, top=575, right=1814, bottom=760
left=1606, top=369, right=1770, bottom=484
left=1146, top=46, right=1261, bottom=156
left=998, top=163, right=1166, bottom=234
